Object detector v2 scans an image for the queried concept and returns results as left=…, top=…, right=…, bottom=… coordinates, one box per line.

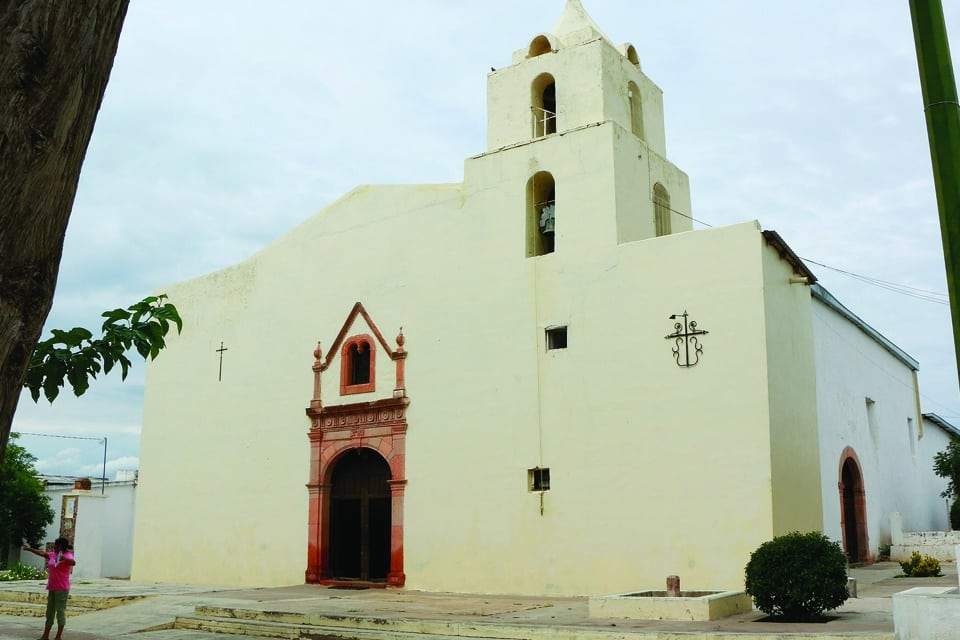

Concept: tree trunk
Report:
left=0, top=0, right=128, bottom=462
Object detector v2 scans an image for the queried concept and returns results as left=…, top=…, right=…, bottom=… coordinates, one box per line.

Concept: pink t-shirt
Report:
left=46, top=551, right=74, bottom=592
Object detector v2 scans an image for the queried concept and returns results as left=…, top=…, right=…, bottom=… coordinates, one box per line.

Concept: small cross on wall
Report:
left=216, top=341, right=228, bottom=382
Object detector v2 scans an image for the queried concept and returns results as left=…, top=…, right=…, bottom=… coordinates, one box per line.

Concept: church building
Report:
left=131, top=1, right=955, bottom=595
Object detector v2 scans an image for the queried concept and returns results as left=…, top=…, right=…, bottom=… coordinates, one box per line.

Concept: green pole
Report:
left=911, top=0, right=960, bottom=383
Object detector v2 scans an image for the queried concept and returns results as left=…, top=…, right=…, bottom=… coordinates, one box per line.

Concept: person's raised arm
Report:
left=21, top=544, right=47, bottom=559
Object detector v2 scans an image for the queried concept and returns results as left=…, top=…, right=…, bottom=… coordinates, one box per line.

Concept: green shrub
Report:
left=900, top=552, right=943, bottom=577
left=878, top=543, right=892, bottom=560
left=744, top=532, right=849, bottom=621
left=951, top=498, right=960, bottom=531
left=0, top=562, right=47, bottom=582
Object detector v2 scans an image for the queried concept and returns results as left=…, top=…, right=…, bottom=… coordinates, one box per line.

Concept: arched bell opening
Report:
left=531, top=73, right=557, bottom=138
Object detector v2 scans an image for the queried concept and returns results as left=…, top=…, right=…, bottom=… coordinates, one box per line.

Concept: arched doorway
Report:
left=329, top=449, right=392, bottom=581
left=839, top=449, right=869, bottom=563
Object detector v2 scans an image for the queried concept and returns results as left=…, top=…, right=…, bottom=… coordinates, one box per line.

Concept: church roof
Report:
left=763, top=230, right=919, bottom=372
left=811, top=284, right=920, bottom=372
left=552, top=0, right=612, bottom=46
left=922, top=413, right=960, bottom=439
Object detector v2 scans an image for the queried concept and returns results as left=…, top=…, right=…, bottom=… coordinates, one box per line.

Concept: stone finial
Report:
left=666, top=575, right=680, bottom=598
left=396, top=328, right=405, bottom=351
left=310, top=341, right=323, bottom=410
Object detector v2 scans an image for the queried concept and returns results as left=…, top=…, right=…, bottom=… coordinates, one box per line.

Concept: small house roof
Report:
left=922, top=413, right=960, bottom=439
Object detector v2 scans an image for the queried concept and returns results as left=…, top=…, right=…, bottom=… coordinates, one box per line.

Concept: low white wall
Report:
left=890, top=514, right=960, bottom=561
left=21, top=482, right=137, bottom=578
left=893, top=587, right=960, bottom=640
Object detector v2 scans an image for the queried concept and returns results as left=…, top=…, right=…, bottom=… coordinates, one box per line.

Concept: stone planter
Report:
left=588, top=590, right=753, bottom=621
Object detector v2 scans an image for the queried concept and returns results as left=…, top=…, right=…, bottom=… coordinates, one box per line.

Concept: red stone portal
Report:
left=305, top=302, right=407, bottom=587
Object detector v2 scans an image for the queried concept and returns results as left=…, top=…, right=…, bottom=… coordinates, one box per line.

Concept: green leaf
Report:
left=23, top=295, right=184, bottom=404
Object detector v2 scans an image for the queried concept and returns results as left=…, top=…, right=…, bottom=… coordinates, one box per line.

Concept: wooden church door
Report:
left=329, top=449, right=392, bottom=581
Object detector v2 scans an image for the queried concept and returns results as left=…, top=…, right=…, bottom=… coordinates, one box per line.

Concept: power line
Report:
left=801, top=258, right=949, bottom=306
left=14, top=431, right=109, bottom=494
left=661, top=203, right=949, bottom=306
left=15, top=431, right=105, bottom=442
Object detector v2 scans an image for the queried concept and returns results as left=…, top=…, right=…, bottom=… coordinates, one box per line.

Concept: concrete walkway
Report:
left=0, top=563, right=954, bottom=640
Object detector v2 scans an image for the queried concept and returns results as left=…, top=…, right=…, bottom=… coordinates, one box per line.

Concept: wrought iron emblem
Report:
left=665, top=311, right=709, bottom=368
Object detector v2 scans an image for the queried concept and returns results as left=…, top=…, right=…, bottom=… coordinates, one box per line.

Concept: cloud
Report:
left=34, top=449, right=83, bottom=473
left=79, top=456, right=140, bottom=478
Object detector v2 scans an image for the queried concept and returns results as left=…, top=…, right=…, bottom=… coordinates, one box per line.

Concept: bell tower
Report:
left=475, top=0, right=692, bottom=248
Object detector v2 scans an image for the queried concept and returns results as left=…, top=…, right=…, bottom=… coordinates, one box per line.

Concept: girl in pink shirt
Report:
left=23, top=537, right=75, bottom=640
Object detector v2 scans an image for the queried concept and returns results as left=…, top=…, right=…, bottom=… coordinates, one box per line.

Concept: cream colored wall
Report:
left=488, top=38, right=666, bottom=157
left=599, top=43, right=666, bottom=156
left=760, top=248, right=823, bottom=535
left=132, top=184, right=460, bottom=587
left=133, top=198, right=781, bottom=594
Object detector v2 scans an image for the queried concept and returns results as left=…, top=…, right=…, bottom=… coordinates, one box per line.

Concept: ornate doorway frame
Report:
left=305, top=303, right=408, bottom=587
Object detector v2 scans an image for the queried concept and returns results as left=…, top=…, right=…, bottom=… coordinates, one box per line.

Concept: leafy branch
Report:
left=934, top=438, right=960, bottom=499
left=23, top=295, right=182, bottom=403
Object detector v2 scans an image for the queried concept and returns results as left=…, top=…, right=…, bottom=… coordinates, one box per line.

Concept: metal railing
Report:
left=532, top=107, right=557, bottom=138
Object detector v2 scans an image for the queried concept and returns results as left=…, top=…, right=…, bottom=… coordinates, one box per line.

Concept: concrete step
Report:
left=176, top=615, right=497, bottom=640
left=0, top=588, right=142, bottom=610
left=179, top=610, right=897, bottom=640
left=0, top=600, right=93, bottom=618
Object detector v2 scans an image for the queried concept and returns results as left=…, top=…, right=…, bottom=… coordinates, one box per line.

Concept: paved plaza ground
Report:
left=0, top=562, right=955, bottom=640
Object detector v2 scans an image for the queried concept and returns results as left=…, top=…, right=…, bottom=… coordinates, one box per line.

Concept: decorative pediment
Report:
left=322, top=302, right=402, bottom=369
left=308, top=302, right=406, bottom=411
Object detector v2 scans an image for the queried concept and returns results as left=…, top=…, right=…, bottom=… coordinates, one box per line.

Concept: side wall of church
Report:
left=813, top=300, right=950, bottom=555
left=760, top=247, right=824, bottom=536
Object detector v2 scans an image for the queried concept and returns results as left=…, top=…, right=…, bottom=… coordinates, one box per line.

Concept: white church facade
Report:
left=131, top=1, right=956, bottom=595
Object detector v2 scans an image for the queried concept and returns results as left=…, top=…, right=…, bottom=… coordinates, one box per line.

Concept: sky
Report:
left=12, top=0, right=960, bottom=476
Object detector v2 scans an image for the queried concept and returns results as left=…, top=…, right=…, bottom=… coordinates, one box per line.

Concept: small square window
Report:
left=528, top=467, right=551, bottom=492
left=546, top=327, right=567, bottom=351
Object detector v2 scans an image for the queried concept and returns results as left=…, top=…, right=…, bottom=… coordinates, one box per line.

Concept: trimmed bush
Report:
left=744, top=532, right=849, bottom=621
left=951, top=498, right=960, bottom=531
left=900, top=552, right=942, bottom=577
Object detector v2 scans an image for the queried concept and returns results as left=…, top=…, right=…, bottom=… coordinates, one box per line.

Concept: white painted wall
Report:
left=813, top=300, right=952, bottom=559
left=21, top=482, right=137, bottom=579
left=72, top=494, right=106, bottom=579
left=919, top=418, right=955, bottom=528
left=100, top=484, right=136, bottom=578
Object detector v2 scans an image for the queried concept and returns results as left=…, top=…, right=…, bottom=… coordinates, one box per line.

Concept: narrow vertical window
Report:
left=341, top=336, right=376, bottom=395
left=527, top=171, right=556, bottom=257
left=349, top=343, right=370, bottom=385
left=628, top=81, right=644, bottom=139
left=907, top=418, right=917, bottom=457
left=532, top=73, right=557, bottom=138
left=866, top=398, right=880, bottom=448
left=654, top=183, right=672, bottom=237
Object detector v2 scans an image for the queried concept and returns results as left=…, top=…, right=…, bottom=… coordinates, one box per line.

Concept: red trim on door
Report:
left=306, top=305, right=408, bottom=587
left=838, top=447, right=871, bottom=564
